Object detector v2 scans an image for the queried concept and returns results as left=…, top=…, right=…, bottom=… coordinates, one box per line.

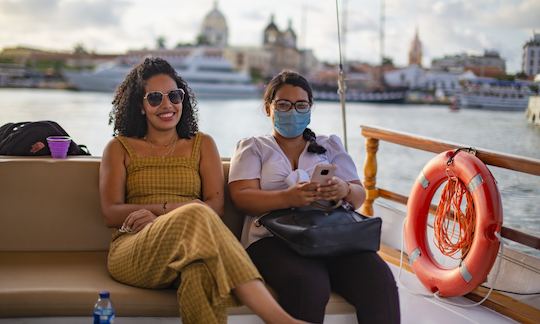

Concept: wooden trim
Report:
left=501, top=227, right=540, bottom=250
left=361, top=125, right=540, bottom=176
left=360, top=137, right=379, bottom=216
left=378, top=188, right=443, bottom=215
left=378, top=244, right=540, bottom=324
left=378, top=189, right=408, bottom=205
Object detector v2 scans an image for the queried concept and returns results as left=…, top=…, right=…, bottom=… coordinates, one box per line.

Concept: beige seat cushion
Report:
left=0, top=158, right=354, bottom=317
left=0, top=158, right=244, bottom=252
left=0, top=251, right=354, bottom=317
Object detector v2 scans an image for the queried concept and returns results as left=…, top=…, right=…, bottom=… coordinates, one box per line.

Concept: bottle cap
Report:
left=99, top=291, right=110, bottom=298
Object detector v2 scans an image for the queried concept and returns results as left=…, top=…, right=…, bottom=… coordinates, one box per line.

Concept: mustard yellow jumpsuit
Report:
left=107, top=134, right=261, bottom=323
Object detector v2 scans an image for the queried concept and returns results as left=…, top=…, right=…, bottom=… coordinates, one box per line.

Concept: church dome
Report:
left=199, top=1, right=228, bottom=47
left=203, top=6, right=227, bottom=31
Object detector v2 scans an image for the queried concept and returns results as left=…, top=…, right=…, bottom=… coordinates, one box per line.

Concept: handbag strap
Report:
left=310, top=199, right=343, bottom=212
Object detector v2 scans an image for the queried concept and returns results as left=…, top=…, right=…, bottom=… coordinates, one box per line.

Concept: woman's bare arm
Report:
left=99, top=138, right=174, bottom=228
left=198, top=133, right=225, bottom=216
left=229, top=179, right=319, bottom=216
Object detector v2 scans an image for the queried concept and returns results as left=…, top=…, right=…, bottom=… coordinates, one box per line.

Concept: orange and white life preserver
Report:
left=405, top=150, right=503, bottom=297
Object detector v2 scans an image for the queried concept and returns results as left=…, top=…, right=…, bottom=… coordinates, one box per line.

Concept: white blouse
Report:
left=229, top=134, right=360, bottom=248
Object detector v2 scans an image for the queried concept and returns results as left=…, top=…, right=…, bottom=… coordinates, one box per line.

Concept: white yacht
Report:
left=64, top=50, right=259, bottom=98
left=457, top=79, right=536, bottom=111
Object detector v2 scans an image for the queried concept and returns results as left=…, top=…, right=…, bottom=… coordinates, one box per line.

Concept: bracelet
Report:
left=345, top=182, right=352, bottom=198
left=162, top=201, right=168, bottom=214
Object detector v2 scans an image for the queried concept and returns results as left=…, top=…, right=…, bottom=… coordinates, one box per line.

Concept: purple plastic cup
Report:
left=46, top=136, right=71, bottom=159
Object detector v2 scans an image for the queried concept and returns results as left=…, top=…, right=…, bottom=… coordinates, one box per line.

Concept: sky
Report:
left=0, top=0, right=539, bottom=73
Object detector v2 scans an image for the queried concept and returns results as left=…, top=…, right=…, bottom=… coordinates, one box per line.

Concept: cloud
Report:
left=60, top=0, right=129, bottom=28
left=240, top=10, right=267, bottom=21
left=483, top=0, right=540, bottom=29
left=0, top=0, right=536, bottom=72
left=0, top=0, right=128, bottom=29
left=0, top=0, right=59, bottom=16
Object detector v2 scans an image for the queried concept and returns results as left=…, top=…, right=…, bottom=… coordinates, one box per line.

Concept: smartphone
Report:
left=311, top=163, right=337, bottom=184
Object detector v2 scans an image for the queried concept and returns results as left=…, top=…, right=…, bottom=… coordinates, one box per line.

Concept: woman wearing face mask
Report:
left=228, top=70, right=400, bottom=324
left=100, top=58, right=306, bottom=324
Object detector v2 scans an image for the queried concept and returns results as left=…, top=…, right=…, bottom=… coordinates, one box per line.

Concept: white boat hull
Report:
left=457, top=93, right=529, bottom=111
left=65, top=72, right=260, bottom=98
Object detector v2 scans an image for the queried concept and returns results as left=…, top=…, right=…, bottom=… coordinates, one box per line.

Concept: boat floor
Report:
left=0, top=262, right=517, bottom=324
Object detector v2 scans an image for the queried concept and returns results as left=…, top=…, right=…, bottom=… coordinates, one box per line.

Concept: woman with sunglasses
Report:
left=100, top=58, right=303, bottom=324
left=228, top=71, right=400, bottom=323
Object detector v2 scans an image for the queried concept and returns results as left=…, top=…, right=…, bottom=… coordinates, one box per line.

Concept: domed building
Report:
left=263, top=15, right=280, bottom=46
left=261, top=15, right=303, bottom=76
left=282, top=19, right=297, bottom=49
left=263, top=15, right=297, bottom=49
left=198, top=1, right=228, bottom=47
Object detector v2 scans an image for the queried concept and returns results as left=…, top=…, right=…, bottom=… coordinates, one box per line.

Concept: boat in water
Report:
left=1, top=125, right=539, bottom=323
left=64, top=49, right=259, bottom=98
left=457, top=79, right=537, bottom=111
left=313, top=88, right=407, bottom=104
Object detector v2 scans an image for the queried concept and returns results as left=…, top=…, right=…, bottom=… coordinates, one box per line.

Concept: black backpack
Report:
left=0, top=121, right=91, bottom=156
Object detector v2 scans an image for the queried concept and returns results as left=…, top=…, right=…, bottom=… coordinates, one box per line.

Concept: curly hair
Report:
left=263, top=70, right=326, bottom=154
left=109, top=57, right=198, bottom=139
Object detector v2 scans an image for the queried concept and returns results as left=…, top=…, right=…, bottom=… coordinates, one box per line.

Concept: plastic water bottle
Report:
left=93, top=291, right=115, bottom=324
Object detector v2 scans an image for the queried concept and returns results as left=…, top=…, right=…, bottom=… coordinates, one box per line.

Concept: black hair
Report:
left=109, top=57, right=198, bottom=138
left=263, top=70, right=326, bottom=154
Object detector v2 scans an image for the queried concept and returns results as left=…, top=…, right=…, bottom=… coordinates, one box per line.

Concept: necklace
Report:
left=144, top=135, right=178, bottom=157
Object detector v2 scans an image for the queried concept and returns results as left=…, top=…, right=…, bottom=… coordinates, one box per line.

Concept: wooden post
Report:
left=360, top=137, right=379, bottom=216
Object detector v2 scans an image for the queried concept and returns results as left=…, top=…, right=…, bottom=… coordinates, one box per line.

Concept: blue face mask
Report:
left=273, top=110, right=311, bottom=138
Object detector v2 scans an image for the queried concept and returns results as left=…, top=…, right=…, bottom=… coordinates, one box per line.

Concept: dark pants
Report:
left=247, top=237, right=400, bottom=324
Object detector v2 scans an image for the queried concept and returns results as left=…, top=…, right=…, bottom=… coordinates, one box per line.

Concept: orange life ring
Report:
left=405, top=150, right=503, bottom=297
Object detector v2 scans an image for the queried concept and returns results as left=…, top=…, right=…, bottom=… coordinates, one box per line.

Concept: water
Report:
left=1, top=88, right=539, bottom=255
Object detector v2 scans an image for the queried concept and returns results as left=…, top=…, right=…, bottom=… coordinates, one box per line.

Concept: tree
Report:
left=196, top=35, right=209, bottom=45
left=515, top=71, right=528, bottom=80
left=175, top=42, right=194, bottom=48
left=73, top=43, right=88, bottom=55
left=156, top=36, right=167, bottom=49
left=382, top=56, right=394, bottom=66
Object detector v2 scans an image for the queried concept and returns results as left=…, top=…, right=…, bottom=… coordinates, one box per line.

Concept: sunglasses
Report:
left=144, top=89, right=185, bottom=107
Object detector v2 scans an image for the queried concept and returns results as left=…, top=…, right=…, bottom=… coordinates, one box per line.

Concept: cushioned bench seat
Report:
left=0, top=252, right=353, bottom=317
left=0, top=158, right=354, bottom=318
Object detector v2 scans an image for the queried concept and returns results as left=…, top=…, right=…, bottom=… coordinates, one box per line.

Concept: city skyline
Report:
left=0, top=0, right=539, bottom=73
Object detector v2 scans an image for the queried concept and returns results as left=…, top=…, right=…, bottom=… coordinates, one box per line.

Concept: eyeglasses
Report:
left=144, top=89, right=185, bottom=107
left=272, top=99, right=311, bottom=114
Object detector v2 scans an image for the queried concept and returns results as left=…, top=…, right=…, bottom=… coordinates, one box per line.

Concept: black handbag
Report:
left=257, top=204, right=382, bottom=257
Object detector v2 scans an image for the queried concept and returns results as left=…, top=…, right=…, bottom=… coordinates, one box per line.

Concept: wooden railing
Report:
left=359, top=125, right=540, bottom=250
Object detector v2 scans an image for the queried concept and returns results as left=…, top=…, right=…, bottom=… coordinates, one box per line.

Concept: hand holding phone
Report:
left=310, top=163, right=336, bottom=184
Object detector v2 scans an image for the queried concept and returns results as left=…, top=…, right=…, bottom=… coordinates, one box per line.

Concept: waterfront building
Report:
left=522, top=32, right=540, bottom=77
left=223, top=46, right=271, bottom=78
left=197, top=1, right=228, bottom=47
left=431, top=50, right=506, bottom=78
left=196, top=10, right=319, bottom=80
left=385, top=65, right=475, bottom=96
left=262, top=15, right=301, bottom=77
left=0, top=47, right=118, bottom=70
left=408, top=28, right=422, bottom=67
